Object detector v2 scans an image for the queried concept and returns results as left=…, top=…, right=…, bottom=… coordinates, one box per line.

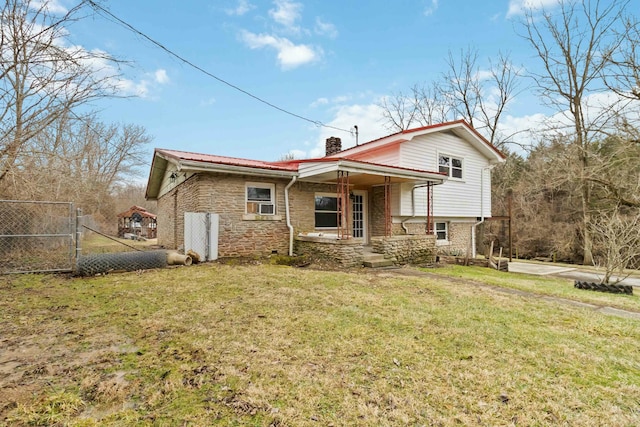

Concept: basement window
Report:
left=435, top=222, right=448, bottom=241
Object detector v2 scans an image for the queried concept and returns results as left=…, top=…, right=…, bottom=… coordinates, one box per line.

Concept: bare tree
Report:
left=520, top=0, right=630, bottom=265
left=587, top=123, right=640, bottom=209
left=379, top=48, right=521, bottom=148
left=5, top=113, right=150, bottom=226
left=590, top=210, right=640, bottom=284
left=379, top=90, right=419, bottom=132
left=0, top=0, right=121, bottom=183
left=442, top=48, right=482, bottom=129
left=477, top=53, right=522, bottom=146
left=604, top=15, right=640, bottom=101
left=379, top=83, right=452, bottom=132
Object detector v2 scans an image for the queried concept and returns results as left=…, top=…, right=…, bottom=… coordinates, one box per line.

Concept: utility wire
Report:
left=87, top=0, right=352, bottom=134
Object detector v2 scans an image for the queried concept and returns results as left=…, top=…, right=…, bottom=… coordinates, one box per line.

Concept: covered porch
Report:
left=293, top=159, right=445, bottom=266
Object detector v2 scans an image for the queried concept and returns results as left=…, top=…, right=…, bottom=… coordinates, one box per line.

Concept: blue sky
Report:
left=58, top=0, right=567, bottom=167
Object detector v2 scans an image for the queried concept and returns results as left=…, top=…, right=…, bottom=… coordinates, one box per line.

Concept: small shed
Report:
left=117, top=205, right=157, bottom=239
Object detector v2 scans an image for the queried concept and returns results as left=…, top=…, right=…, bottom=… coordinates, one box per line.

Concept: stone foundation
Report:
left=371, top=235, right=436, bottom=264
left=295, top=235, right=364, bottom=267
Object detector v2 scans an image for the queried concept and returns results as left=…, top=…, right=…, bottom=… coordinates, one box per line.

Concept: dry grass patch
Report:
left=1, top=264, right=639, bottom=426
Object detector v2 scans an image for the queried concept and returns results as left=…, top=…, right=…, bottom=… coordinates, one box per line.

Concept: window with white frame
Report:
left=435, top=222, right=448, bottom=240
left=439, top=155, right=463, bottom=179
left=246, top=183, right=275, bottom=215
left=314, top=194, right=340, bottom=228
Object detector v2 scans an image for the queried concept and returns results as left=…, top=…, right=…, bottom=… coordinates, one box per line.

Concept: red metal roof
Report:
left=153, top=120, right=502, bottom=177
left=117, top=205, right=157, bottom=219
left=154, top=148, right=445, bottom=179
left=333, top=119, right=506, bottom=160
left=157, top=149, right=299, bottom=172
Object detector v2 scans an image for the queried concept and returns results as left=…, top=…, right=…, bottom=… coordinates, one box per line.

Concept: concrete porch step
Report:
left=363, top=259, right=395, bottom=268
left=363, top=252, right=386, bottom=262
left=363, top=251, right=396, bottom=268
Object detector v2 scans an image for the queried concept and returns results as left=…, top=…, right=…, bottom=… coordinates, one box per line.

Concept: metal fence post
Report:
left=205, top=212, right=211, bottom=261
left=76, top=207, right=82, bottom=261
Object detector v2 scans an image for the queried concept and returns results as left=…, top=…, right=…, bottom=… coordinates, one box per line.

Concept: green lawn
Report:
left=428, top=264, right=640, bottom=312
left=80, top=233, right=158, bottom=254
left=1, top=263, right=639, bottom=426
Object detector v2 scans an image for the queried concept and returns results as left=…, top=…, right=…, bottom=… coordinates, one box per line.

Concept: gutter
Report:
left=471, top=165, right=496, bottom=258
left=284, top=175, right=297, bottom=256
left=179, top=160, right=298, bottom=179
left=401, top=183, right=433, bottom=233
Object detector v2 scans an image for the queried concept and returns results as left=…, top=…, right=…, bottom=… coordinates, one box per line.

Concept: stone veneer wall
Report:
left=390, top=222, right=428, bottom=235
left=288, top=182, right=337, bottom=234
left=158, top=173, right=293, bottom=256
left=371, top=235, right=436, bottom=264
left=157, top=173, right=344, bottom=257
left=157, top=174, right=200, bottom=250
left=295, top=236, right=364, bottom=267
left=371, top=186, right=386, bottom=237
left=198, top=174, right=292, bottom=257
left=436, top=222, right=473, bottom=256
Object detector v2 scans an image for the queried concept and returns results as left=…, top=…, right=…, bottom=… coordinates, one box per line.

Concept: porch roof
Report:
left=295, top=158, right=446, bottom=186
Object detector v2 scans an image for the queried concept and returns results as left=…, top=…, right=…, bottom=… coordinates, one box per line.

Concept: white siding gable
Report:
left=395, top=131, right=493, bottom=218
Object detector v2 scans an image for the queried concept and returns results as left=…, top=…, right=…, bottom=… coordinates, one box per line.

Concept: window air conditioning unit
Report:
left=258, top=203, right=274, bottom=215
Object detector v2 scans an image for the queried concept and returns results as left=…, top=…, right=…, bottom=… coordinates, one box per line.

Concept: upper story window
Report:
left=246, top=183, right=275, bottom=215
left=439, top=155, right=463, bottom=179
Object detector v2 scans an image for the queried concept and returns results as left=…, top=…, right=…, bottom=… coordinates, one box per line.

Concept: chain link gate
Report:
left=0, top=200, right=77, bottom=274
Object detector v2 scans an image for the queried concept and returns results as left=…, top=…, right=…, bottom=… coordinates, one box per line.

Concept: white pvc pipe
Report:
left=401, top=183, right=432, bottom=233
left=284, top=175, right=298, bottom=256
left=471, top=165, right=495, bottom=258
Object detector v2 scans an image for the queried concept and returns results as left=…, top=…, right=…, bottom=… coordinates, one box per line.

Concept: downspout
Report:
left=471, top=165, right=495, bottom=258
left=284, top=175, right=297, bottom=256
left=401, top=183, right=433, bottom=234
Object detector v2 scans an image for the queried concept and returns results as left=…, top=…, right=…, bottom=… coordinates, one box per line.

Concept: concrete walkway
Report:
left=508, top=262, right=640, bottom=288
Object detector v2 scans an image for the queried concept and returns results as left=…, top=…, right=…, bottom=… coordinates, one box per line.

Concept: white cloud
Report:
left=314, top=17, right=338, bottom=39
left=424, top=0, right=439, bottom=16
left=269, top=0, right=302, bottom=31
left=332, top=95, right=351, bottom=104
left=154, top=69, right=170, bottom=84
left=226, top=0, right=255, bottom=16
left=475, top=69, right=494, bottom=81
left=240, top=30, right=321, bottom=69
left=495, top=90, right=640, bottom=154
left=286, top=149, right=307, bottom=159
left=310, top=97, right=329, bottom=108
left=307, top=102, right=388, bottom=158
left=30, top=0, right=67, bottom=14
left=114, top=78, right=150, bottom=98
left=200, top=97, right=217, bottom=107
left=506, top=0, right=559, bottom=18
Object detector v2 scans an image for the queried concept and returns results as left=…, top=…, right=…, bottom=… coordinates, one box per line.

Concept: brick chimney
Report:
left=325, top=136, right=342, bottom=156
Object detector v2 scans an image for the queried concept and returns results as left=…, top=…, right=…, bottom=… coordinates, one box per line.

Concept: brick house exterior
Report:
left=146, top=120, right=505, bottom=264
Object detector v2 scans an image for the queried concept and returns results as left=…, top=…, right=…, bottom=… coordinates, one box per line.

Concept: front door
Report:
left=351, top=191, right=367, bottom=241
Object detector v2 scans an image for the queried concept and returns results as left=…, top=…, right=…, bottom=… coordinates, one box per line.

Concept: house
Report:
left=117, top=205, right=157, bottom=239
left=145, top=120, right=505, bottom=266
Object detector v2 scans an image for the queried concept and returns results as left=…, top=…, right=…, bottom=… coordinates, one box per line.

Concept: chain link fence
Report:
left=0, top=200, right=77, bottom=274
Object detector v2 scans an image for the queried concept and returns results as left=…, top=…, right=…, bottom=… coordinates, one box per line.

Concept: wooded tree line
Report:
left=0, top=0, right=152, bottom=231
left=381, top=0, right=640, bottom=274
